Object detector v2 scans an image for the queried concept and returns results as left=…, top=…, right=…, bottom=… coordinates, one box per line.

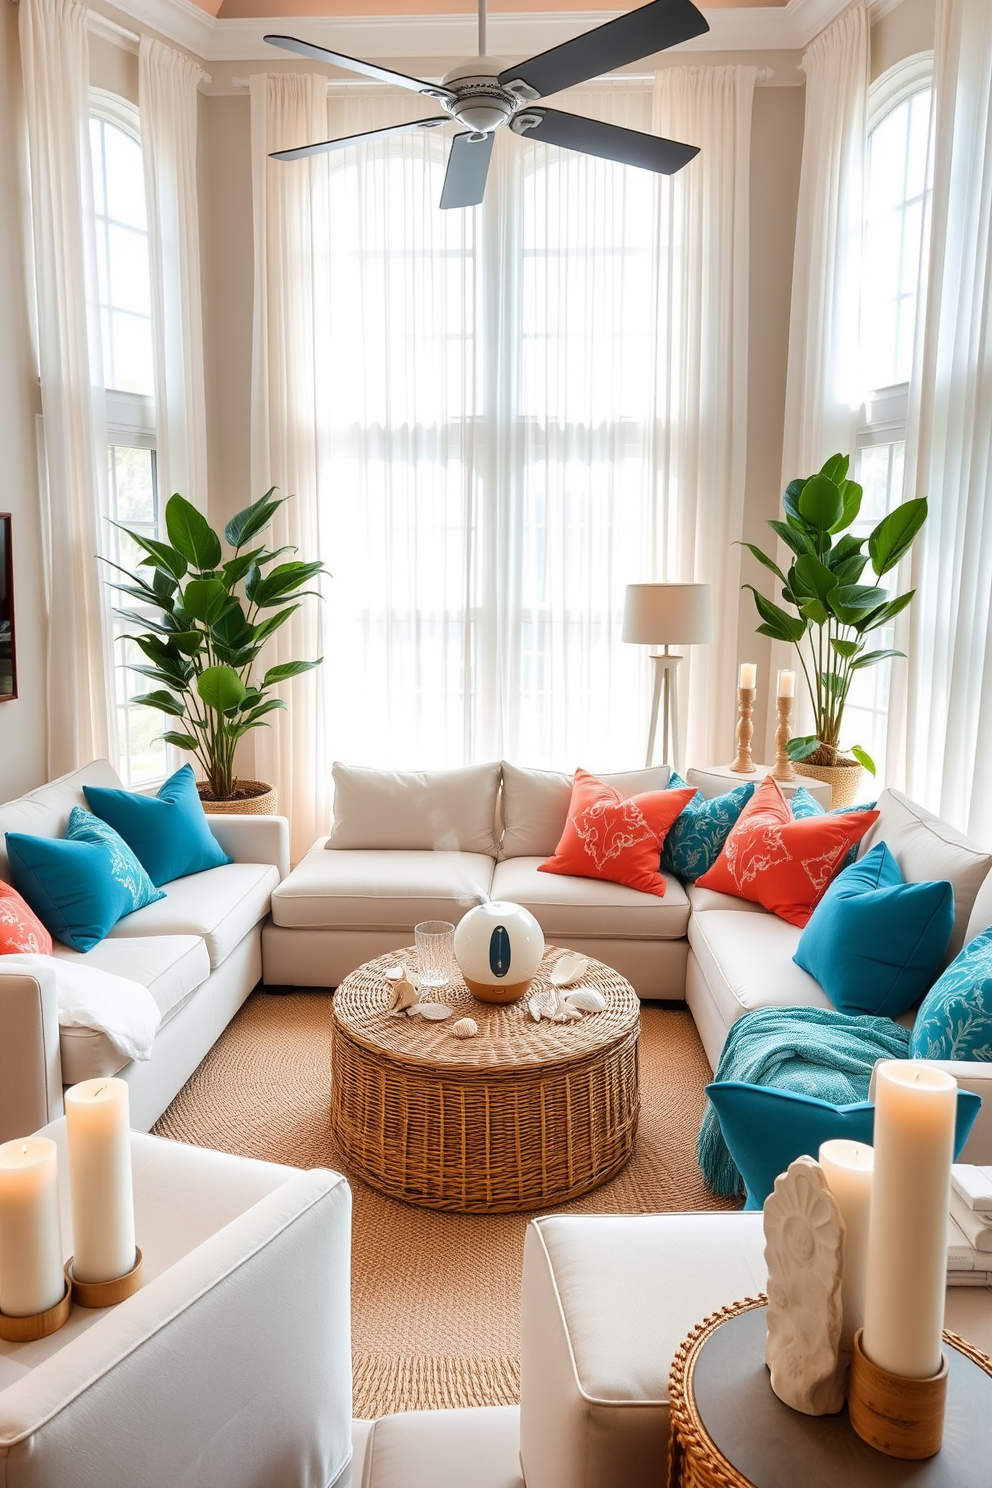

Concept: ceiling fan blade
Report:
left=264, top=34, right=456, bottom=103
left=498, top=0, right=708, bottom=101
left=270, top=116, right=451, bottom=164
left=510, top=107, right=698, bottom=175
left=439, top=131, right=495, bottom=209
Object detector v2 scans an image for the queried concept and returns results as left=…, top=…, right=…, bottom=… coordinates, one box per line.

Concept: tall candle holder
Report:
left=730, top=687, right=756, bottom=774
left=771, top=695, right=796, bottom=782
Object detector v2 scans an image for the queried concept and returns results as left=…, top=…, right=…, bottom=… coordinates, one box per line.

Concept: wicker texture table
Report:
left=330, top=947, right=640, bottom=1212
left=668, top=1296, right=992, bottom=1488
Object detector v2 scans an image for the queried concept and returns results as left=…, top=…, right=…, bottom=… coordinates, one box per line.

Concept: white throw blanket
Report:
left=0, top=954, right=161, bottom=1062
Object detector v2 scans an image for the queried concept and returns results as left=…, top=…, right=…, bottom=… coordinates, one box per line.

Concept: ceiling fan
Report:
left=264, top=0, right=709, bottom=209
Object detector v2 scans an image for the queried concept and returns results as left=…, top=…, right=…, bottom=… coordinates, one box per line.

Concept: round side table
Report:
left=668, top=1297, right=992, bottom=1488
left=330, top=947, right=640, bottom=1213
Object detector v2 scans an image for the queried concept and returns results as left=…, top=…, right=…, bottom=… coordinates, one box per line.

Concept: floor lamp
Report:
left=622, top=583, right=712, bottom=771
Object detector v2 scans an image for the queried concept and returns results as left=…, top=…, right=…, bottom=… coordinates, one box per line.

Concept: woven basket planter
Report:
left=197, top=780, right=278, bottom=816
left=792, top=759, right=862, bottom=810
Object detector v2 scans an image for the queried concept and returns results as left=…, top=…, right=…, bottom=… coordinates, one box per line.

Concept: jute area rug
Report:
left=153, top=991, right=737, bottom=1417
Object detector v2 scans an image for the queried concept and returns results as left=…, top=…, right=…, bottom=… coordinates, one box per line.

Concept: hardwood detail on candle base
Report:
left=771, top=697, right=797, bottom=782
left=729, top=687, right=757, bottom=774
left=66, top=1247, right=143, bottom=1308
left=849, top=1328, right=948, bottom=1460
left=0, top=1281, right=71, bottom=1342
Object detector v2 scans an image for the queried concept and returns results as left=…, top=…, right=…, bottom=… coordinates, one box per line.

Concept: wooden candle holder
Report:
left=0, top=1280, right=71, bottom=1342
left=771, top=696, right=796, bottom=782
left=849, top=1328, right=948, bottom=1460
left=66, top=1246, right=143, bottom=1308
left=730, top=687, right=757, bottom=773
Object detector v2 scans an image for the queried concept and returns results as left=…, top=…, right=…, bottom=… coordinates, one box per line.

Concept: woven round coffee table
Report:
left=330, top=947, right=640, bottom=1212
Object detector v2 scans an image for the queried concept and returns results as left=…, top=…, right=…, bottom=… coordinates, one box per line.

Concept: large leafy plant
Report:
left=741, top=454, right=927, bottom=773
left=106, top=490, right=325, bottom=799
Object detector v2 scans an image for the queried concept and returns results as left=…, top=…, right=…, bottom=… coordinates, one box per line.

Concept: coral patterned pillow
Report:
left=537, top=769, right=696, bottom=898
left=695, top=776, right=878, bottom=927
left=0, top=881, right=53, bottom=955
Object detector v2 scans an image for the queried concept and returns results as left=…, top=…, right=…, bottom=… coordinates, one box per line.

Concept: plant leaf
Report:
left=850, top=744, right=876, bottom=775
left=197, top=665, right=246, bottom=713
left=738, top=542, right=787, bottom=584
left=868, top=497, right=928, bottom=576
left=820, top=670, right=845, bottom=697
left=797, top=598, right=830, bottom=625
left=830, top=553, right=869, bottom=586
left=793, top=554, right=838, bottom=604
left=224, top=490, right=282, bottom=549
left=834, top=478, right=863, bottom=531
left=115, top=525, right=188, bottom=581
left=742, top=585, right=808, bottom=643
left=830, top=638, right=861, bottom=659
left=857, top=590, right=916, bottom=633
left=828, top=584, right=889, bottom=625
left=251, top=560, right=325, bottom=607
left=251, top=604, right=301, bottom=645
left=261, top=659, right=321, bottom=688
left=182, top=577, right=229, bottom=624
left=819, top=453, right=850, bottom=485
left=166, top=494, right=223, bottom=571
left=130, top=690, right=186, bottom=716
left=160, top=731, right=200, bottom=752
left=798, top=473, right=844, bottom=533
left=786, top=735, right=821, bottom=761
left=850, top=648, right=905, bottom=670
left=767, top=519, right=814, bottom=558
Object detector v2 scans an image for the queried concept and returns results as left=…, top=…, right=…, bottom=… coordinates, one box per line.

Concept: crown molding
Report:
left=88, top=0, right=855, bottom=65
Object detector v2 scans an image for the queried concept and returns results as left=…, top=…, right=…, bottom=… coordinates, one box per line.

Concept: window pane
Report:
left=90, top=113, right=154, bottom=397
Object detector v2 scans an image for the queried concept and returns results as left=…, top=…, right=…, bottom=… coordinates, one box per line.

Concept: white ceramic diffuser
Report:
left=454, top=901, right=545, bottom=1005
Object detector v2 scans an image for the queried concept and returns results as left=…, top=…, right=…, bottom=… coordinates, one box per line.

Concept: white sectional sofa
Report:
left=0, top=762, right=289, bottom=1142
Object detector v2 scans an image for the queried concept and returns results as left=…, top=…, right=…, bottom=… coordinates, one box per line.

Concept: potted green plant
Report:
left=105, top=490, right=325, bottom=812
left=740, top=453, right=927, bottom=806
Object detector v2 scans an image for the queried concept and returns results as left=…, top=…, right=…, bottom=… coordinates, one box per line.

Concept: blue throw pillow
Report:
left=790, top=785, right=878, bottom=869
left=793, top=843, right=954, bottom=1019
left=84, top=764, right=231, bottom=887
left=912, top=926, right=992, bottom=1061
left=660, top=772, right=756, bottom=881
left=705, top=1080, right=982, bottom=1209
left=6, top=810, right=166, bottom=953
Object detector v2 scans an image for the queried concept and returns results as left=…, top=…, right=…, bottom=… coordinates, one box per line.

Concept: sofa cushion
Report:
left=538, top=770, right=695, bottom=898
left=685, top=884, right=767, bottom=915
left=271, top=844, right=494, bottom=931
left=0, top=882, right=53, bottom=955
left=326, top=762, right=501, bottom=855
left=53, top=934, right=210, bottom=1082
left=362, top=1407, right=523, bottom=1488
left=687, top=908, right=832, bottom=1030
left=500, top=762, right=672, bottom=860
left=911, top=926, right=992, bottom=1062
left=860, top=788, right=992, bottom=958
left=106, top=863, right=277, bottom=969
left=83, top=764, right=232, bottom=887
left=661, top=773, right=756, bottom=882
left=0, top=760, right=122, bottom=884
left=492, top=855, right=689, bottom=940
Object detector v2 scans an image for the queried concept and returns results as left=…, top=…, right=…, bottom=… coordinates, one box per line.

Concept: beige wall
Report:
left=871, top=0, right=936, bottom=81
left=0, top=5, right=47, bottom=801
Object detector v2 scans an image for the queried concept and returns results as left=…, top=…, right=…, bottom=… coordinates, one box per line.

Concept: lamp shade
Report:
left=621, top=583, right=712, bottom=645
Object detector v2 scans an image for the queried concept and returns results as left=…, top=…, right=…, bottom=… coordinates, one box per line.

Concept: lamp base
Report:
left=848, top=1329, right=948, bottom=1460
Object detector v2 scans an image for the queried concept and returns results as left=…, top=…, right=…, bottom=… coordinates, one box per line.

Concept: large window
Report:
left=89, top=94, right=165, bottom=786
left=845, top=59, right=933, bottom=781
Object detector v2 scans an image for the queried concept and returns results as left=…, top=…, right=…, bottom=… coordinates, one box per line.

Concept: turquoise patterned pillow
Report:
left=790, top=785, right=878, bottom=870
left=661, top=773, right=756, bottom=882
left=67, top=808, right=165, bottom=916
left=911, top=926, right=992, bottom=1061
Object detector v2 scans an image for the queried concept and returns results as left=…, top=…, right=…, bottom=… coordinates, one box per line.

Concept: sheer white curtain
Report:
left=249, top=73, right=329, bottom=860
left=139, top=37, right=208, bottom=511
left=311, top=70, right=754, bottom=780
left=888, top=0, right=992, bottom=836
left=19, top=0, right=114, bottom=775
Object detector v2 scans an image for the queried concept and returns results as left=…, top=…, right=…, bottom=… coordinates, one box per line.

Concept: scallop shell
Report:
left=528, top=996, right=543, bottom=1022
left=563, top=987, right=607, bottom=1013
left=548, top=952, right=590, bottom=988
left=388, top=976, right=420, bottom=1013
left=412, top=1002, right=453, bottom=1021
left=451, top=1017, right=478, bottom=1038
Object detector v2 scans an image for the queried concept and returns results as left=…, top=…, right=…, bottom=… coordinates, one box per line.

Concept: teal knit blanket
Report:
left=697, top=1006, right=912, bottom=1198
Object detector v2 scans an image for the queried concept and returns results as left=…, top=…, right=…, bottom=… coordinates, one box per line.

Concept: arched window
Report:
left=845, top=56, right=933, bottom=778
left=89, top=92, right=165, bottom=785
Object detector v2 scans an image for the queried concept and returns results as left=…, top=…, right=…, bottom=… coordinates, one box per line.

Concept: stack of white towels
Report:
left=948, top=1165, right=992, bottom=1286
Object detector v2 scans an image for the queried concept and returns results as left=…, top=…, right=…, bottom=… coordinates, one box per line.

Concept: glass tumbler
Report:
left=414, top=920, right=455, bottom=988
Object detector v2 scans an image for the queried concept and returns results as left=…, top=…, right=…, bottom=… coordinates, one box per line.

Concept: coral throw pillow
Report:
left=538, top=769, right=696, bottom=898
left=695, top=776, right=878, bottom=927
left=0, top=880, right=53, bottom=955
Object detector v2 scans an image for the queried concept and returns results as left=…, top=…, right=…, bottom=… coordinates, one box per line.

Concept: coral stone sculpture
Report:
left=763, top=1156, right=846, bottom=1415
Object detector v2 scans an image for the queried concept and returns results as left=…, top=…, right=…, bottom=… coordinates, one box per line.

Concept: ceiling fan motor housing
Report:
left=441, top=59, right=520, bottom=135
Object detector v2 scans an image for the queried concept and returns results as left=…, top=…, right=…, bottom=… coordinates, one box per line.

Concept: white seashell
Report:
left=451, top=1017, right=478, bottom=1038
left=388, top=975, right=420, bottom=1013
left=528, top=996, right=543, bottom=1022
left=563, top=987, right=607, bottom=1013
left=384, top=964, right=405, bottom=981
left=415, top=1002, right=453, bottom=1021
left=548, top=952, right=590, bottom=988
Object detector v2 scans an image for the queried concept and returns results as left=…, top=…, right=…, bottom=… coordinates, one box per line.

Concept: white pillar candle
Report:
left=65, top=1078, right=136, bottom=1284
left=0, top=1137, right=65, bottom=1317
left=777, top=669, right=796, bottom=698
left=819, top=1139, right=873, bottom=1353
left=862, top=1062, right=957, bottom=1379
left=739, top=662, right=757, bottom=690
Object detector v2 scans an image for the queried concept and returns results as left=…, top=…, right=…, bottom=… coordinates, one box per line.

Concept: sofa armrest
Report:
left=0, top=1168, right=353, bottom=1488
left=869, top=1058, right=992, bottom=1165
left=0, top=964, right=63, bottom=1143
left=207, top=813, right=291, bottom=880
